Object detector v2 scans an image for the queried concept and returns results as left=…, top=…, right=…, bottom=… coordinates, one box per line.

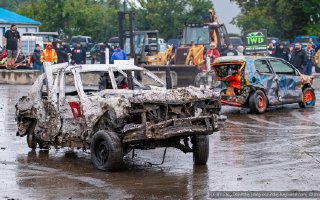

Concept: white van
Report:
left=21, top=36, right=44, bottom=56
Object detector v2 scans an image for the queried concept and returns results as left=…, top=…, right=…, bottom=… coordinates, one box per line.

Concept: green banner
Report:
left=245, top=30, right=268, bottom=53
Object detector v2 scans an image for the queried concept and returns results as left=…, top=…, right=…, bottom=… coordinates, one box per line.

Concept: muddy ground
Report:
left=1, top=84, right=320, bottom=200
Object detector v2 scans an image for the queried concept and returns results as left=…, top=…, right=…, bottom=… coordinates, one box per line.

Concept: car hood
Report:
left=81, top=86, right=220, bottom=127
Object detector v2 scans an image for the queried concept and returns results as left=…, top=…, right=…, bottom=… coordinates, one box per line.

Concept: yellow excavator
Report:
left=143, top=8, right=230, bottom=86
left=118, top=8, right=230, bottom=87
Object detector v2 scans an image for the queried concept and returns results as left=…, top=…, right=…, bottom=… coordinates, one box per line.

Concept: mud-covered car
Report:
left=210, top=56, right=315, bottom=113
left=16, top=61, right=223, bottom=171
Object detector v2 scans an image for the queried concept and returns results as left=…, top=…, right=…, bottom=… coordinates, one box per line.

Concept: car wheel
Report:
left=193, top=135, right=209, bottom=165
left=90, top=130, right=123, bottom=171
left=299, top=87, right=316, bottom=108
left=27, top=133, right=36, bottom=150
left=249, top=90, right=267, bottom=114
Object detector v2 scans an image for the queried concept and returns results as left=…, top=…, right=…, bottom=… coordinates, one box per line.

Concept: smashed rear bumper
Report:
left=122, top=114, right=224, bottom=143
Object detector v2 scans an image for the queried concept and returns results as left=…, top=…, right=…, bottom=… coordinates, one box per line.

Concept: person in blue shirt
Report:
left=110, top=46, right=127, bottom=64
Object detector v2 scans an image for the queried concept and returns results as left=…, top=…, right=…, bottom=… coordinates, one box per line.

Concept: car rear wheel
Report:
left=249, top=90, right=267, bottom=114
left=90, top=130, right=123, bottom=171
left=193, top=135, right=209, bottom=165
left=299, top=87, right=316, bottom=108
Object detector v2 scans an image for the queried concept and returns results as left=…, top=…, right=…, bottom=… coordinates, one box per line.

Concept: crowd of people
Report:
left=2, top=24, right=320, bottom=76
left=268, top=41, right=320, bottom=75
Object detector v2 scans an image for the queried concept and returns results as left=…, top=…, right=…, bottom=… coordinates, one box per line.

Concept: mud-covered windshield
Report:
left=77, top=69, right=165, bottom=92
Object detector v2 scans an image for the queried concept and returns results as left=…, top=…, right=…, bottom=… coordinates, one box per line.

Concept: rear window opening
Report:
left=214, top=63, right=243, bottom=79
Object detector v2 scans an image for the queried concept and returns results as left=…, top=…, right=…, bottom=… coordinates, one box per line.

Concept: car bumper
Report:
left=122, top=114, right=224, bottom=143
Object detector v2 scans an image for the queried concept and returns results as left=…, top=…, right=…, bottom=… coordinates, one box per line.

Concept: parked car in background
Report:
left=70, top=35, right=95, bottom=52
left=108, top=37, right=119, bottom=47
left=90, top=43, right=105, bottom=63
left=229, top=36, right=244, bottom=49
left=209, top=56, right=315, bottom=113
left=267, top=37, right=280, bottom=46
left=293, top=36, right=320, bottom=48
left=23, top=32, right=58, bottom=49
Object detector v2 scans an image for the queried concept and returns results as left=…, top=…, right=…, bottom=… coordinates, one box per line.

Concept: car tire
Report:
left=249, top=90, right=267, bottom=114
left=193, top=135, right=209, bottom=165
left=90, top=130, right=123, bottom=171
left=27, top=133, right=36, bottom=150
left=299, top=87, right=316, bottom=108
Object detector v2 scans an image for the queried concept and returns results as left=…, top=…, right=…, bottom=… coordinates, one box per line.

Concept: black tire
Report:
left=27, top=133, right=36, bottom=150
left=193, top=135, right=209, bottom=165
left=249, top=90, right=267, bottom=114
left=90, top=130, right=123, bottom=171
left=299, top=87, right=316, bottom=108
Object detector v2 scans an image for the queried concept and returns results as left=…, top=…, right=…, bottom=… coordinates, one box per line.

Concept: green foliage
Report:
left=14, top=0, right=120, bottom=42
left=9, top=0, right=214, bottom=41
left=130, top=0, right=214, bottom=39
left=231, top=0, right=320, bottom=39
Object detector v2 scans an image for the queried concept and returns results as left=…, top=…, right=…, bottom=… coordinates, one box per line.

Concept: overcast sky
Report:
left=211, top=0, right=241, bottom=34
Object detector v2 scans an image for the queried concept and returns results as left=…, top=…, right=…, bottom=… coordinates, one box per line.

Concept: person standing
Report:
left=221, top=44, right=238, bottom=56
left=315, top=48, right=320, bottom=73
left=71, top=41, right=86, bottom=64
left=40, top=42, right=58, bottom=65
left=57, top=40, right=71, bottom=63
left=267, top=42, right=276, bottom=57
left=304, top=42, right=315, bottom=75
left=110, top=46, right=127, bottom=64
left=32, top=44, right=43, bottom=72
left=290, top=42, right=307, bottom=74
left=206, top=42, right=220, bottom=63
left=2, top=24, right=22, bottom=69
left=275, top=43, right=289, bottom=61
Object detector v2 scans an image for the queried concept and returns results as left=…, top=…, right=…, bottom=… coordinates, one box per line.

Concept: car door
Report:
left=253, top=59, right=280, bottom=105
left=58, top=70, right=87, bottom=141
left=268, top=59, right=302, bottom=103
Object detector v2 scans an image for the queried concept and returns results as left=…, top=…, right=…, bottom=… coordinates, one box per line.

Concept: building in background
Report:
left=0, top=8, right=41, bottom=47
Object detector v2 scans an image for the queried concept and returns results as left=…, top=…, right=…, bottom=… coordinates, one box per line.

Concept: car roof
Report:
left=213, top=56, right=280, bottom=64
left=48, top=60, right=144, bottom=74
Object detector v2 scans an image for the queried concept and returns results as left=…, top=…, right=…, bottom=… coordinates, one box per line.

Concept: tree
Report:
left=14, top=0, right=119, bottom=41
left=231, top=0, right=320, bottom=39
left=130, top=0, right=214, bottom=39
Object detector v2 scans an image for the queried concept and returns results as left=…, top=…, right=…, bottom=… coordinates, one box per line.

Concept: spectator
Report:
left=2, top=24, right=22, bottom=69
left=315, top=48, right=320, bottom=73
left=290, top=42, right=307, bottom=74
left=40, top=42, right=58, bottom=65
left=111, top=46, right=127, bottom=64
left=275, top=43, right=289, bottom=61
left=206, top=42, right=220, bottom=63
left=267, top=42, right=276, bottom=56
left=32, top=44, right=43, bottom=72
left=304, top=42, right=315, bottom=75
left=52, top=38, right=59, bottom=50
left=237, top=45, right=244, bottom=56
left=71, top=41, right=86, bottom=64
left=222, top=44, right=238, bottom=56
left=57, top=40, right=71, bottom=63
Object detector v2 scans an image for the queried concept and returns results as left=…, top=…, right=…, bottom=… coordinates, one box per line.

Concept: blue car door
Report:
left=268, top=59, right=302, bottom=103
left=252, top=59, right=280, bottom=105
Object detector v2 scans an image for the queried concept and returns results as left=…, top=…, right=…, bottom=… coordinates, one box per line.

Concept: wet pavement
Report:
left=1, top=84, right=320, bottom=200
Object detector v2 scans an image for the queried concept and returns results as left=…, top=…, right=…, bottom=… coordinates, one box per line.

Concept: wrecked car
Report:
left=15, top=60, right=223, bottom=171
left=210, top=56, right=315, bottom=113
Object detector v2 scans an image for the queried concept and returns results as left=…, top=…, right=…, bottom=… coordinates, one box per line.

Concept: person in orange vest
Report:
left=40, top=42, right=57, bottom=64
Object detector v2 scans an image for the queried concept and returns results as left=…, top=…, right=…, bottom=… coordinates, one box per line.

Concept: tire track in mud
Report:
left=226, top=119, right=320, bottom=130
left=246, top=115, right=285, bottom=127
